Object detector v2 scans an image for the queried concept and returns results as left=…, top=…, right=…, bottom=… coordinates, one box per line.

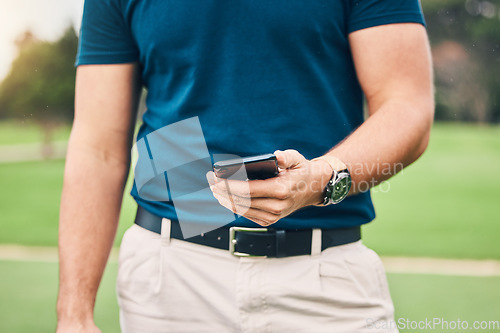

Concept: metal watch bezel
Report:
left=323, top=169, right=351, bottom=205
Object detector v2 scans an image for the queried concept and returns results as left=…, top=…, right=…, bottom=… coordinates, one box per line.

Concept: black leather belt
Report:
left=135, top=206, right=361, bottom=258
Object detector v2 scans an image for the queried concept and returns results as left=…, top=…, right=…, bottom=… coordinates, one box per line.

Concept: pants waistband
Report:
left=134, top=206, right=361, bottom=258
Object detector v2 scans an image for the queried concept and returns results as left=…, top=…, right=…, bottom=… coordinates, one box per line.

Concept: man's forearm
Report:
left=57, top=138, right=130, bottom=324
left=326, top=97, right=434, bottom=194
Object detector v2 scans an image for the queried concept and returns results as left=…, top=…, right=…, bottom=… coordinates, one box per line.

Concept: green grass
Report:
left=0, top=160, right=136, bottom=247
left=0, top=260, right=119, bottom=333
left=0, top=120, right=71, bottom=145
left=0, top=161, right=64, bottom=245
left=1, top=260, right=499, bottom=333
left=0, top=122, right=499, bottom=258
left=363, top=123, right=500, bottom=259
left=388, top=273, right=500, bottom=333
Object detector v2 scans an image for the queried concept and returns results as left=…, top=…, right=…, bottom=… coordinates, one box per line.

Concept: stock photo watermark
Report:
left=366, top=318, right=500, bottom=331
left=270, top=161, right=402, bottom=195
left=131, top=116, right=251, bottom=238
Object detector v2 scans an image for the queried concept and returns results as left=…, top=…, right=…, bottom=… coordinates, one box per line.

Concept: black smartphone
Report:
left=213, top=153, right=279, bottom=180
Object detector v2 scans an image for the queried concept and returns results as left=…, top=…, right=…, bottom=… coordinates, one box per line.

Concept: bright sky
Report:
left=0, top=0, right=83, bottom=80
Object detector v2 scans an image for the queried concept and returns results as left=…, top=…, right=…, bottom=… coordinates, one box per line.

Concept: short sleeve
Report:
left=348, top=0, right=426, bottom=34
left=75, top=0, right=139, bottom=66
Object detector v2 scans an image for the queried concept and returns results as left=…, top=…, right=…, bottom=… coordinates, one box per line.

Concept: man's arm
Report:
left=325, top=23, right=434, bottom=191
left=209, top=23, right=434, bottom=226
left=57, top=63, right=141, bottom=331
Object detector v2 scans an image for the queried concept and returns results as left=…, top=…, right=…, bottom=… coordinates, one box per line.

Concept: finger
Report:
left=213, top=192, right=250, bottom=216
left=246, top=197, right=289, bottom=215
left=212, top=175, right=251, bottom=196
left=216, top=184, right=252, bottom=207
left=232, top=203, right=281, bottom=226
left=212, top=176, right=290, bottom=199
left=213, top=192, right=281, bottom=223
left=244, top=216, right=276, bottom=227
left=211, top=183, right=288, bottom=215
left=206, top=171, right=216, bottom=187
left=240, top=206, right=281, bottom=225
left=274, top=149, right=305, bottom=170
left=214, top=197, right=275, bottom=227
left=213, top=191, right=282, bottom=226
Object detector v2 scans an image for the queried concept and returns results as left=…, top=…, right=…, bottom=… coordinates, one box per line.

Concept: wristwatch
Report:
left=313, top=156, right=352, bottom=206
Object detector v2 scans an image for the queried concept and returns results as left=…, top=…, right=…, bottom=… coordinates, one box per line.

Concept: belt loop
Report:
left=311, top=229, right=322, bottom=256
left=161, top=218, right=171, bottom=245
left=275, top=230, right=286, bottom=258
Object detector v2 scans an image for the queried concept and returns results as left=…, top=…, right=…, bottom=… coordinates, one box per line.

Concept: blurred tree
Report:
left=14, top=31, right=37, bottom=50
left=423, top=0, right=500, bottom=123
left=0, top=26, right=77, bottom=156
left=1, top=3, right=499, bottom=133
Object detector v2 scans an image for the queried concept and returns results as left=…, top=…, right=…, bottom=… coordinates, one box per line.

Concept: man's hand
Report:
left=208, top=150, right=332, bottom=226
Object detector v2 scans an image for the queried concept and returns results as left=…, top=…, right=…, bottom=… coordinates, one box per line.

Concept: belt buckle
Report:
left=229, top=226, right=268, bottom=258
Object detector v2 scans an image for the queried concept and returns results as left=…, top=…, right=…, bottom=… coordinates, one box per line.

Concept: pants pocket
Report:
left=319, top=247, right=375, bottom=305
left=362, top=246, right=394, bottom=306
left=117, top=225, right=164, bottom=310
left=319, top=242, right=394, bottom=309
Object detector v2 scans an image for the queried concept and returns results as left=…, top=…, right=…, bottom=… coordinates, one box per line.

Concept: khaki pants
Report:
left=117, top=221, right=398, bottom=333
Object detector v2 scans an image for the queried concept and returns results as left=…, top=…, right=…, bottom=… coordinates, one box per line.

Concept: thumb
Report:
left=274, top=149, right=306, bottom=170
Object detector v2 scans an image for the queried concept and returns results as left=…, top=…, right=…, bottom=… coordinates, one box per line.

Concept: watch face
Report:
left=330, top=174, right=351, bottom=204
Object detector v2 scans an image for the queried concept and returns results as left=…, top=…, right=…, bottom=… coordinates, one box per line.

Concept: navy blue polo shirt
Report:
left=76, top=0, right=425, bottom=231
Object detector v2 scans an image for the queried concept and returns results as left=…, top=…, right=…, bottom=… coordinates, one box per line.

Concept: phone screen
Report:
left=213, top=154, right=278, bottom=180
